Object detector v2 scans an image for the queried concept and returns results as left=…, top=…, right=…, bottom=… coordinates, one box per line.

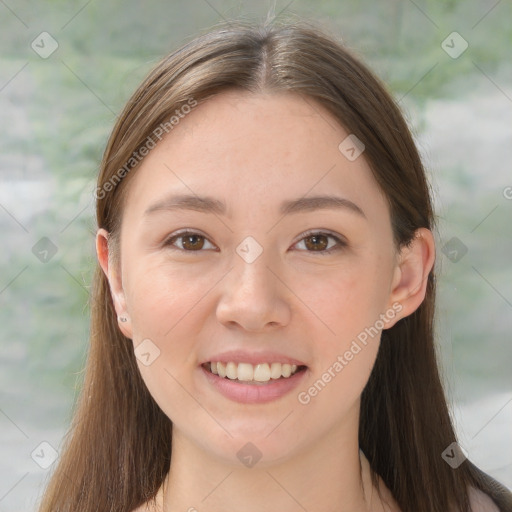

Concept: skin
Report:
left=97, top=90, right=435, bottom=511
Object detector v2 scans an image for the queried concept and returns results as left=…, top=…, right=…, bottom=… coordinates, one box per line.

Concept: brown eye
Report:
left=304, top=233, right=329, bottom=251
left=181, top=234, right=205, bottom=250
left=294, top=231, right=346, bottom=255
left=164, top=231, right=215, bottom=252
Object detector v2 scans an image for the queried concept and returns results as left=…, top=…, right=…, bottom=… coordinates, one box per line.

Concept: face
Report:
left=103, top=91, right=407, bottom=467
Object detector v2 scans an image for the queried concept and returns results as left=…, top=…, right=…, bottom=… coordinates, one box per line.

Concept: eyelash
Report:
left=163, top=229, right=347, bottom=256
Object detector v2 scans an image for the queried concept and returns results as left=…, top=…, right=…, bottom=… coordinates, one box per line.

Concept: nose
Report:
left=215, top=251, right=291, bottom=332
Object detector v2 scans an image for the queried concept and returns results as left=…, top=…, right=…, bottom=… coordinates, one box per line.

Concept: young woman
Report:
left=37, top=18, right=512, bottom=512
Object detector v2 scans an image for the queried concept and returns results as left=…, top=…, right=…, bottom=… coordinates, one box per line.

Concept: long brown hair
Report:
left=38, top=18, right=512, bottom=512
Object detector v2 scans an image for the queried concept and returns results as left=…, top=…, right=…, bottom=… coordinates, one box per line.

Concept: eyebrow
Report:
left=144, top=194, right=366, bottom=219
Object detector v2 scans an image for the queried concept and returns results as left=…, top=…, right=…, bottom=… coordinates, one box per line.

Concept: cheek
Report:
left=124, top=259, right=216, bottom=422
left=123, top=258, right=213, bottom=392
left=125, top=257, right=212, bottom=340
left=295, top=265, right=385, bottom=415
left=301, top=258, right=390, bottom=346
left=295, top=250, right=392, bottom=410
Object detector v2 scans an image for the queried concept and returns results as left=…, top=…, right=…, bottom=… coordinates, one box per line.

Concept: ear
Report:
left=96, top=228, right=133, bottom=339
left=384, top=227, right=436, bottom=329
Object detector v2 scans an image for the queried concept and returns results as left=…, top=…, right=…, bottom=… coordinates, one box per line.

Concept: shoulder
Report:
left=468, top=486, right=501, bottom=512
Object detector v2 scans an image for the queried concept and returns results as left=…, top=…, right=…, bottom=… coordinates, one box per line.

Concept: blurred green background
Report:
left=1, top=1, right=511, bottom=510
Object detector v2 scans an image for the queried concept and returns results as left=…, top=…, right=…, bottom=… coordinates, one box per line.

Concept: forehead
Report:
left=122, top=90, right=389, bottom=223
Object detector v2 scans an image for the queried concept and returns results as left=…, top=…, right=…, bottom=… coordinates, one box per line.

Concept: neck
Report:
left=161, top=408, right=377, bottom=512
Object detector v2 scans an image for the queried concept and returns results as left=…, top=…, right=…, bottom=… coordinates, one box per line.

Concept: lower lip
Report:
left=199, top=365, right=308, bottom=404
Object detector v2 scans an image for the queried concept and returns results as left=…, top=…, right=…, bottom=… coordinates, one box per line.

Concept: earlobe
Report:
left=384, top=228, right=436, bottom=329
left=96, top=228, right=133, bottom=338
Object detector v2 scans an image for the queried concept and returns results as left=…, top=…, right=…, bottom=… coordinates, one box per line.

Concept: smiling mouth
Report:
left=202, top=361, right=307, bottom=384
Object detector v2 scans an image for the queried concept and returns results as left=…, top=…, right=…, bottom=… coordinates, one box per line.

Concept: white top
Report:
left=360, top=450, right=501, bottom=511
left=467, top=486, right=501, bottom=512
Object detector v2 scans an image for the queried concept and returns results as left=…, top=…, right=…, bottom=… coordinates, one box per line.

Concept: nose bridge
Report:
left=216, top=239, right=290, bottom=330
left=230, top=242, right=277, bottom=300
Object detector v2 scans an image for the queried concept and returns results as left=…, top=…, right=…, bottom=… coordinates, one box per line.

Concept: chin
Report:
left=197, top=427, right=304, bottom=468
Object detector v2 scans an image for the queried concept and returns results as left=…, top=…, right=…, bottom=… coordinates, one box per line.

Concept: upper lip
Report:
left=200, top=350, right=307, bottom=367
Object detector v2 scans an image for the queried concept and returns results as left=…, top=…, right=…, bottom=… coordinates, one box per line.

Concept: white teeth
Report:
left=226, top=362, right=237, bottom=380
left=237, top=362, right=254, bottom=381
left=207, top=361, right=302, bottom=382
left=253, top=363, right=270, bottom=382
left=270, top=362, right=282, bottom=379
left=217, top=361, right=226, bottom=378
